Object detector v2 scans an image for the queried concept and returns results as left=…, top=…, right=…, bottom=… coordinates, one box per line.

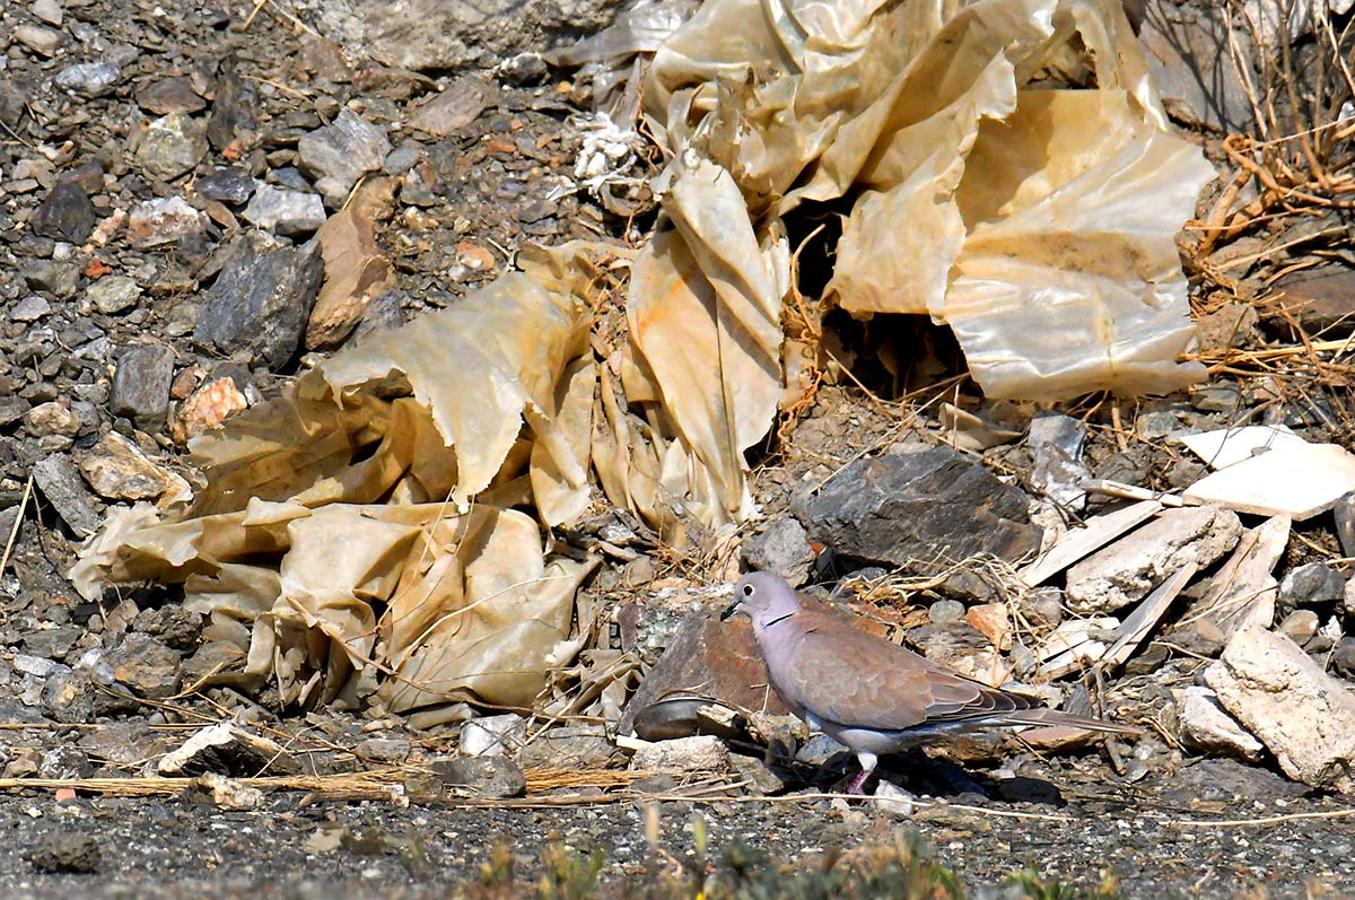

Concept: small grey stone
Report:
left=10, top=296, right=52, bottom=322
left=136, top=113, right=208, bottom=182
left=1279, top=561, right=1345, bottom=610
left=928, top=599, right=965, bottom=625
left=32, top=0, right=64, bottom=26
left=102, top=634, right=181, bottom=699
left=136, top=76, right=206, bottom=115
left=32, top=454, right=101, bottom=537
left=796, top=733, right=850, bottom=767
left=21, top=260, right=80, bottom=298
left=241, top=183, right=326, bottom=236
left=1333, top=637, right=1355, bottom=679
left=14, top=25, right=63, bottom=57
left=110, top=343, right=175, bottom=429
left=742, top=516, right=814, bottom=588
left=31, top=181, right=96, bottom=244
left=196, top=167, right=256, bottom=205
left=54, top=63, right=121, bottom=98
left=1335, top=491, right=1355, bottom=558
left=86, top=276, right=142, bottom=314
left=356, top=737, right=412, bottom=763
left=207, top=71, right=257, bottom=151
left=22, top=626, right=82, bottom=660
left=297, top=108, right=391, bottom=206
left=430, top=756, right=525, bottom=798
left=28, top=833, right=101, bottom=875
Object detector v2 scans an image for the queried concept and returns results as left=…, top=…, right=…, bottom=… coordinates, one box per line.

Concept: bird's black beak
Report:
left=720, top=600, right=740, bottom=621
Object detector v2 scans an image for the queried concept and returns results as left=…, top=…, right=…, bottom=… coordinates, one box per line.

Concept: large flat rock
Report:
left=796, top=445, right=1041, bottom=570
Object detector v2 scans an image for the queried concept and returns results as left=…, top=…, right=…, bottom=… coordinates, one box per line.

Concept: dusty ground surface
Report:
left=1, top=760, right=1353, bottom=898
left=6, top=0, right=1355, bottom=896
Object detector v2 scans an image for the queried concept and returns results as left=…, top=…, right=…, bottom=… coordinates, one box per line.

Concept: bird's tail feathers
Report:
left=995, top=708, right=1139, bottom=737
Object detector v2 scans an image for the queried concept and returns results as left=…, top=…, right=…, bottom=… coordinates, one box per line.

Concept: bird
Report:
left=721, top=571, right=1138, bottom=794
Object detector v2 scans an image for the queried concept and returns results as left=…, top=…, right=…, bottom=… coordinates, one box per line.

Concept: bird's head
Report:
left=720, top=571, right=801, bottom=631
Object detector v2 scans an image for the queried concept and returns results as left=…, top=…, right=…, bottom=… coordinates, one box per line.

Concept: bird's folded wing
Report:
left=784, top=611, right=1036, bottom=732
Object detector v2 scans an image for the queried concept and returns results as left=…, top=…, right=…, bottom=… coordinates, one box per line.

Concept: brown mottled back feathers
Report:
left=772, top=607, right=1039, bottom=733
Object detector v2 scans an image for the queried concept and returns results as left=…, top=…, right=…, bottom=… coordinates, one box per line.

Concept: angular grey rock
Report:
left=431, top=755, right=526, bottom=798
left=1335, top=490, right=1355, bottom=558
left=1206, top=625, right=1355, bottom=792
left=741, top=516, right=814, bottom=588
left=206, top=71, right=257, bottom=151
left=42, top=669, right=96, bottom=725
left=1138, top=0, right=1254, bottom=132
left=1065, top=506, right=1242, bottom=613
left=196, top=167, right=256, bottom=205
left=1279, top=561, right=1345, bottom=610
left=241, top=183, right=327, bottom=236
left=1028, top=412, right=1089, bottom=508
left=515, top=724, right=623, bottom=769
left=54, top=62, right=121, bottom=98
left=195, top=233, right=324, bottom=369
left=136, top=113, right=208, bottom=182
left=22, top=625, right=82, bottom=660
left=355, top=736, right=412, bottom=763
left=86, top=276, right=142, bottom=314
left=32, top=0, right=64, bottom=26
left=408, top=79, right=489, bottom=136
left=11, top=296, right=52, bottom=322
left=28, top=834, right=101, bottom=875
left=314, top=0, right=622, bottom=71
left=31, top=181, right=96, bottom=244
left=32, top=454, right=101, bottom=537
left=460, top=714, right=528, bottom=757
left=1179, top=685, right=1263, bottom=761
left=297, top=109, right=391, bottom=206
left=21, top=260, right=80, bottom=298
left=136, top=76, right=206, bottom=115
left=102, top=634, right=181, bottom=700
left=111, top=343, right=175, bottom=429
left=797, top=444, right=1041, bottom=569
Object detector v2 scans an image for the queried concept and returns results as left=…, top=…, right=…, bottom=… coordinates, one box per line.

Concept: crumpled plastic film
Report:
left=945, top=89, right=1213, bottom=397
left=639, top=0, right=1212, bottom=400
left=627, top=156, right=789, bottom=526
left=72, top=247, right=610, bottom=713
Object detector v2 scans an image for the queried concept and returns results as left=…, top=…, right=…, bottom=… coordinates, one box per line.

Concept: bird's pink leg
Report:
left=846, top=752, right=878, bottom=795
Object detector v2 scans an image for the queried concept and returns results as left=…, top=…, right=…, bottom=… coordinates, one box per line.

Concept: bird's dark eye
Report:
left=742, top=584, right=754, bottom=597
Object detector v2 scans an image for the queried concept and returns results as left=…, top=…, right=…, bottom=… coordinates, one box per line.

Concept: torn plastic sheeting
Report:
left=640, top=0, right=1213, bottom=401
left=72, top=248, right=610, bottom=715
left=626, top=156, right=788, bottom=526
left=75, top=498, right=588, bottom=712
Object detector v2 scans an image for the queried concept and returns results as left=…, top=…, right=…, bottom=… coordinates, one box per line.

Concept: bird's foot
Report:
left=845, top=768, right=873, bottom=795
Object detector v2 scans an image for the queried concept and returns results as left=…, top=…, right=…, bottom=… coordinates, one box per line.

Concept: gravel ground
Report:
left=1, top=757, right=1353, bottom=897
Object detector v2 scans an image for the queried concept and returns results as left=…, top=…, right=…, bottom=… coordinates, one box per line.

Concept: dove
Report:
left=721, top=571, right=1137, bottom=794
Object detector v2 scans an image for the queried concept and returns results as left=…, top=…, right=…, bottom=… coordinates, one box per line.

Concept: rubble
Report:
left=1206, top=626, right=1355, bottom=792
left=798, top=446, right=1042, bottom=572
left=628, top=735, right=729, bottom=773
left=1065, top=507, right=1242, bottom=613
left=1179, top=686, right=1264, bottom=762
